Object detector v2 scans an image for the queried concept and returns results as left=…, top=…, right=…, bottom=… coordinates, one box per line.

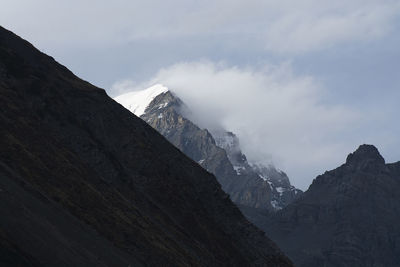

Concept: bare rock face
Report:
left=345, top=144, right=385, bottom=171
left=263, top=144, right=400, bottom=267
left=136, top=90, right=302, bottom=213
left=0, top=26, right=292, bottom=267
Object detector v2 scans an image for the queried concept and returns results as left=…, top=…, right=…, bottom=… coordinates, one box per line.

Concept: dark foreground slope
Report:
left=0, top=26, right=291, bottom=266
left=263, top=145, right=400, bottom=267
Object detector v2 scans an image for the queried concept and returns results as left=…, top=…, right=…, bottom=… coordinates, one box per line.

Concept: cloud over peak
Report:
left=112, top=61, right=367, bottom=189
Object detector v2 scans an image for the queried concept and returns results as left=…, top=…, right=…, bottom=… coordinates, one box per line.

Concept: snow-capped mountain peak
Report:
left=114, top=84, right=169, bottom=116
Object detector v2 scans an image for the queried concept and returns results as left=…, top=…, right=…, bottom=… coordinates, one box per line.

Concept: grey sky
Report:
left=1, top=0, right=400, bottom=189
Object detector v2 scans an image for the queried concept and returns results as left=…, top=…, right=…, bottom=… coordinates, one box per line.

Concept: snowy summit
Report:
left=114, top=84, right=169, bottom=116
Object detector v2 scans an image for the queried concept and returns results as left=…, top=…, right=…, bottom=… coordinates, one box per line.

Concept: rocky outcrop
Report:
left=262, top=144, right=400, bottom=267
left=125, top=89, right=302, bottom=212
left=141, top=91, right=273, bottom=209
left=213, top=131, right=302, bottom=210
left=0, top=26, right=292, bottom=266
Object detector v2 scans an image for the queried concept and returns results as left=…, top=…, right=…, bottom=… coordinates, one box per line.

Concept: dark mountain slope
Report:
left=0, top=26, right=292, bottom=266
left=263, top=145, right=400, bottom=267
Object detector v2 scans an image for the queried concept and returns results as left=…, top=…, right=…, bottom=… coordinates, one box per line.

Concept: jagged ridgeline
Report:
left=263, top=145, right=400, bottom=267
left=0, top=26, right=292, bottom=266
left=114, top=84, right=302, bottom=215
left=115, top=85, right=400, bottom=267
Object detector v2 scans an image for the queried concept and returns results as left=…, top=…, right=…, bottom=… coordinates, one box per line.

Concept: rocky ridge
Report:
left=262, top=144, right=400, bottom=267
left=115, top=86, right=302, bottom=212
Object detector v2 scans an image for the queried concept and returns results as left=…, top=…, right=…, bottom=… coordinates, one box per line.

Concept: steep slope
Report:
left=263, top=145, right=400, bottom=267
left=0, top=26, right=292, bottom=266
left=213, top=131, right=302, bottom=210
left=115, top=87, right=302, bottom=212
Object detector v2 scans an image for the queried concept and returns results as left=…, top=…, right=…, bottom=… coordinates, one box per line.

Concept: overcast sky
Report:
left=2, top=0, right=400, bottom=189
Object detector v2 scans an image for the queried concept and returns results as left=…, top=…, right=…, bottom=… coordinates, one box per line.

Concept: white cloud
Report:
left=112, top=61, right=373, bottom=189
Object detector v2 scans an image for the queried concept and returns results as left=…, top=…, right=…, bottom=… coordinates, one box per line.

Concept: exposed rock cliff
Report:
left=116, top=87, right=302, bottom=212
left=263, top=144, right=400, bottom=267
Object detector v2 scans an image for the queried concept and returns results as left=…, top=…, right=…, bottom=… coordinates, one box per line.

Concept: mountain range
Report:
left=2, top=24, right=400, bottom=267
left=115, top=86, right=400, bottom=267
left=0, top=26, right=292, bottom=266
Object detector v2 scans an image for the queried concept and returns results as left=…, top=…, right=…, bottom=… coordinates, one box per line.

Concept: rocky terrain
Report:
left=263, top=145, right=400, bottom=267
left=0, top=26, right=292, bottom=267
left=116, top=82, right=400, bottom=267
left=213, top=130, right=302, bottom=210
left=115, top=86, right=302, bottom=213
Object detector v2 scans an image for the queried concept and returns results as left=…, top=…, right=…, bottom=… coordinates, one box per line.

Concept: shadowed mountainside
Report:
left=0, top=26, right=292, bottom=266
left=263, top=145, right=400, bottom=267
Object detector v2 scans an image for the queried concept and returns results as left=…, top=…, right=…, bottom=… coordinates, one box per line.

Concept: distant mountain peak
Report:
left=114, top=84, right=168, bottom=116
left=345, top=144, right=385, bottom=169
left=114, top=85, right=303, bottom=212
left=264, top=143, right=400, bottom=266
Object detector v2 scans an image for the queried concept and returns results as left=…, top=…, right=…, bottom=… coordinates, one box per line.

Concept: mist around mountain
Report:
left=114, top=85, right=302, bottom=214
left=3, top=22, right=400, bottom=267
left=0, top=26, right=292, bottom=267
left=115, top=85, right=400, bottom=267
